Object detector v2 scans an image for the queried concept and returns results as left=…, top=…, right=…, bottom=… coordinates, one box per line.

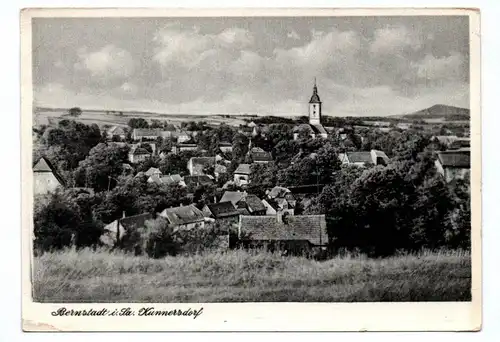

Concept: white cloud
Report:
left=370, top=25, right=423, bottom=55
left=74, top=44, right=135, bottom=78
left=119, top=82, right=138, bottom=94
left=412, top=52, right=464, bottom=81
left=153, top=26, right=254, bottom=69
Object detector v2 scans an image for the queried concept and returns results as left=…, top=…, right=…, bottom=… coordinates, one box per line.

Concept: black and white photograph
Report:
left=21, top=8, right=481, bottom=331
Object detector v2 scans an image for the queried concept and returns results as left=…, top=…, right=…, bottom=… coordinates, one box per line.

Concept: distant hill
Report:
left=401, top=104, right=470, bottom=120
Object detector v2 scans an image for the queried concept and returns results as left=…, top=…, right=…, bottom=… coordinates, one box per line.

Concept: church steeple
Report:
left=309, top=78, right=322, bottom=125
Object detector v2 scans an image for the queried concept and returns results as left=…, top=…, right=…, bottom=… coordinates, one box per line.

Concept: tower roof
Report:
left=309, top=79, right=321, bottom=104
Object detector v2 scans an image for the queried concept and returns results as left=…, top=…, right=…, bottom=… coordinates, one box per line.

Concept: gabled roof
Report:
left=245, top=194, right=267, bottom=213
left=311, top=124, right=327, bottom=135
left=33, top=157, right=53, bottom=172
left=250, top=151, right=273, bottom=162
left=130, top=147, right=151, bottom=155
left=268, top=186, right=292, bottom=199
left=205, top=201, right=240, bottom=218
left=189, top=157, right=216, bottom=166
left=145, top=167, right=162, bottom=176
left=234, top=163, right=252, bottom=175
left=437, top=150, right=470, bottom=168
left=133, top=128, right=162, bottom=137
left=149, top=174, right=183, bottom=185
left=239, top=214, right=328, bottom=245
left=160, top=205, right=205, bottom=225
left=220, top=191, right=247, bottom=205
left=345, top=152, right=373, bottom=164
left=33, top=157, right=66, bottom=186
left=108, top=126, right=126, bottom=135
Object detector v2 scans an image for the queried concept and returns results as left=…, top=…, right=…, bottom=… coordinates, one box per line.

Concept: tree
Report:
left=68, top=107, right=82, bottom=117
left=128, top=118, right=149, bottom=129
left=38, top=120, right=102, bottom=171
left=232, top=133, right=249, bottom=162
left=73, top=143, right=130, bottom=192
left=33, top=190, right=103, bottom=252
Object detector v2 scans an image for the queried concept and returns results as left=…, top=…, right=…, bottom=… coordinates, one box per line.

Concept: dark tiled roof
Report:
left=220, top=191, right=247, bottom=205
left=251, top=151, right=273, bottom=162
left=184, top=175, right=214, bottom=187
left=145, top=167, right=162, bottom=176
left=131, top=147, right=151, bottom=155
left=205, top=201, right=240, bottom=218
left=133, top=128, right=161, bottom=137
left=190, top=157, right=216, bottom=166
left=437, top=151, right=470, bottom=168
left=237, top=207, right=250, bottom=215
left=239, top=215, right=328, bottom=245
left=245, top=194, right=266, bottom=213
left=160, top=205, right=205, bottom=225
left=346, top=152, right=373, bottom=164
left=234, top=163, right=251, bottom=175
left=311, top=124, right=327, bottom=135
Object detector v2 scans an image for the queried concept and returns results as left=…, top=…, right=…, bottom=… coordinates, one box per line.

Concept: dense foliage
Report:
left=33, top=118, right=471, bottom=257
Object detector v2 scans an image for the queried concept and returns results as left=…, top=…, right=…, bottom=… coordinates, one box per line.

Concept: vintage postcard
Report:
left=21, top=8, right=481, bottom=332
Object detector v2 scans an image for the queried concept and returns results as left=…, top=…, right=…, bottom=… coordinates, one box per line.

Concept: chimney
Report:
left=276, top=209, right=283, bottom=223
left=122, top=211, right=126, bottom=218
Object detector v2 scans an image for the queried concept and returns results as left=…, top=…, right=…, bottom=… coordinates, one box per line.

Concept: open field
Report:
left=33, top=108, right=251, bottom=128
left=32, top=249, right=471, bottom=303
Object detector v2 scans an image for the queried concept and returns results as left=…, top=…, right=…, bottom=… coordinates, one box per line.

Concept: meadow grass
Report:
left=32, top=248, right=471, bottom=303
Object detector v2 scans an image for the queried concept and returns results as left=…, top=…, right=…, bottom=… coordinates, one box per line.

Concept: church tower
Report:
left=309, top=78, right=322, bottom=125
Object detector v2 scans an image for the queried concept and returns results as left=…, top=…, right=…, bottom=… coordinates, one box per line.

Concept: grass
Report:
left=32, top=248, right=471, bottom=303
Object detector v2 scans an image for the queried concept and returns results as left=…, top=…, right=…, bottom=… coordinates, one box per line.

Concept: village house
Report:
left=100, top=212, right=154, bottom=249
left=128, top=147, right=151, bottom=164
left=132, top=128, right=161, bottom=141
left=233, top=163, right=252, bottom=186
left=338, top=149, right=389, bottom=167
left=183, top=175, right=214, bottom=193
left=202, top=201, right=240, bottom=224
left=147, top=174, right=185, bottom=187
left=435, top=150, right=471, bottom=183
left=172, top=143, right=198, bottom=154
left=248, top=147, right=273, bottom=164
left=219, top=141, right=233, bottom=153
left=106, top=125, right=127, bottom=140
left=33, top=157, right=65, bottom=195
left=187, top=157, right=217, bottom=176
left=262, top=186, right=296, bottom=215
left=159, top=204, right=205, bottom=231
left=145, top=167, right=162, bottom=177
left=431, top=136, right=471, bottom=150
left=238, top=125, right=254, bottom=137
left=220, top=191, right=267, bottom=216
left=252, top=124, right=270, bottom=138
left=238, top=212, right=328, bottom=256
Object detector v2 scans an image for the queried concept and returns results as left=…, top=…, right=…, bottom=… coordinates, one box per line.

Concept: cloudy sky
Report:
left=32, top=16, right=469, bottom=116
